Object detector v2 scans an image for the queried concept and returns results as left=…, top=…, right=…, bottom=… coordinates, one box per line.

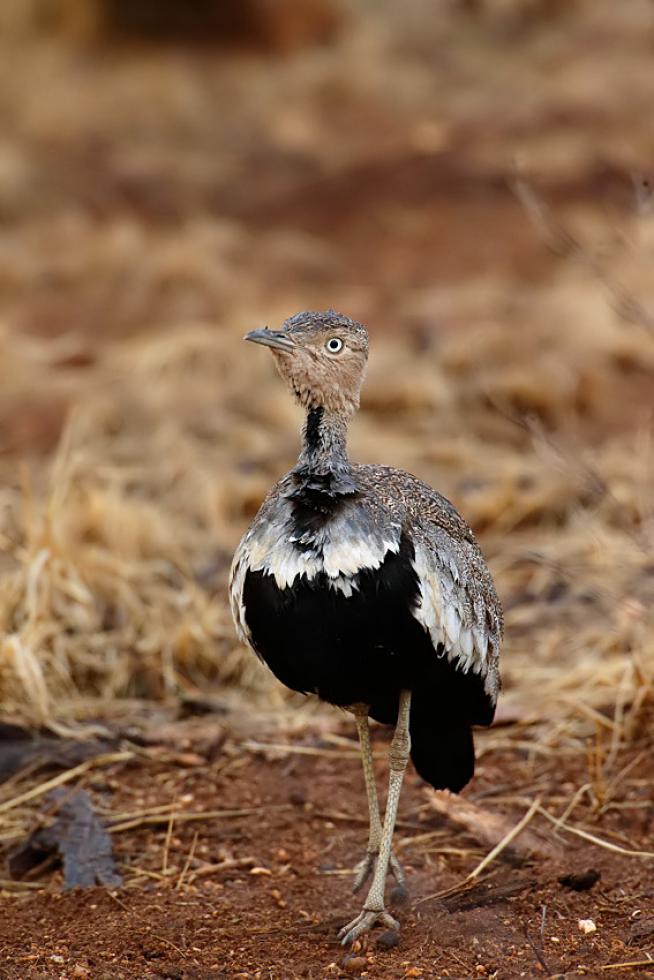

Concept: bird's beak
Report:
left=244, top=328, right=296, bottom=352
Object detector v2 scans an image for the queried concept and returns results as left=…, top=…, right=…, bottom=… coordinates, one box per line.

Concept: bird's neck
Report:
left=291, top=406, right=358, bottom=498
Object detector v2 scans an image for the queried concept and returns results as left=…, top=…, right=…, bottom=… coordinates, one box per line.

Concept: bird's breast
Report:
left=245, top=509, right=403, bottom=594
left=248, top=523, right=400, bottom=593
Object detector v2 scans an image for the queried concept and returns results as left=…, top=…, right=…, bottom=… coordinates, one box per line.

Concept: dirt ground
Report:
left=1, top=1, right=654, bottom=977
left=1, top=719, right=653, bottom=980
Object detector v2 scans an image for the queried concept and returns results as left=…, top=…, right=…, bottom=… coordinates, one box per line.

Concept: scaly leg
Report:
left=340, top=691, right=412, bottom=945
left=351, top=707, right=406, bottom=897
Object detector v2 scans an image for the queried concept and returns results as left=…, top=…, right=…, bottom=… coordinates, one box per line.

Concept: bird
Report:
left=229, top=310, right=503, bottom=945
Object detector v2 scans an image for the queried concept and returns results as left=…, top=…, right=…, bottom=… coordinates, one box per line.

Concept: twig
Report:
left=602, top=750, right=650, bottom=811
left=176, top=831, right=199, bottom=891
left=600, top=957, right=654, bottom=972
left=0, top=879, right=46, bottom=891
left=102, top=802, right=178, bottom=822
left=414, top=876, right=486, bottom=908
left=149, top=933, right=188, bottom=959
left=107, top=890, right=131, bottom=913
left=188, top=856, right=256, bottom=881
left=416, top=797, right=543, bottom=907
left=118, top=865, right=170, bottom=883
left=313, top=808, right=419, bottom=831
left=162, top=812, right=175, bottom=875
left=524, top=904, right=553, bottom=977
left=108, top=804, right=294, bottom=834
left=242, top=740, right=374, bottom=759
left=466, top=797, right=542, bottom=881
left=0, top=751, right=134, bottom=815
left=396, top=830, right=448, bottom=850
left=551, top=783, right=592, bottom=835
left=536, top=805, right=654, bottom=858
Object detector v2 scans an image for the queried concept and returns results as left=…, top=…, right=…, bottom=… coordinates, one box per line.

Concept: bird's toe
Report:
left=352, top=850, right=406, bottom=896
left=389, top=852, right=406, bottom=892
left=352, top=853, right=376, bottom=893
left=338, top=907, right=400, bottom=946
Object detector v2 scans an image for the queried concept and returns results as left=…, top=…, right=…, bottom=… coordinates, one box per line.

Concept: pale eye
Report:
left=325, top=337, right=344, bottom=354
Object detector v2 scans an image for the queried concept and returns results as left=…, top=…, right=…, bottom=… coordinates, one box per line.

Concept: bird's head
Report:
left=244, top=310, right=369, bottom=416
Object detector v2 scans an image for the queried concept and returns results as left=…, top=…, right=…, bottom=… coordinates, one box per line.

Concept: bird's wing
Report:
left=229, top=534, right=252, bottom=646
left=357, top=465, right=503, bottom=704
left=409, top=525, right=502, bottom=704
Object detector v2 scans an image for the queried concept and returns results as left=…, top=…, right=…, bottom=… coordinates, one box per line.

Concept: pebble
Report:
left=343, top=954, right=368, bottom=973
left=578, top=918, right=597, bottom=934
left=376, top=930, right=399, bottom=950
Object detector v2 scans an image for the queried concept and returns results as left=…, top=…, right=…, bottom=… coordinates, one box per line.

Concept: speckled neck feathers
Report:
left=288, top=406, right=358, bottom=501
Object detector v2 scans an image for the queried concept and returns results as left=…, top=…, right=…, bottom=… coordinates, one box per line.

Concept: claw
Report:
left=339, top=907, right=400, bottom=946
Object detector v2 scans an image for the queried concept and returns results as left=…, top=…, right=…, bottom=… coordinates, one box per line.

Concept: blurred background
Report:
left=0, top=0, right=652, bottom=738
left=0, top=3, right=653, bottom=973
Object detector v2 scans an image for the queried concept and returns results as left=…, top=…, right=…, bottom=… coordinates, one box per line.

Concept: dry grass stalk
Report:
left=242, top=739, right=372, bottom=759
left=464, top=797, right=544, bottom=880
left=534, top=805, right=654, bottom=860
left=600, top=958, right=654, bottom=972
left=426, top=790, right=561, bottom=863
left=0, top=751, right=134, bottom=816
left=175, top=830, right=199, bottom=891
left=107, top=803, right=295, bottom=834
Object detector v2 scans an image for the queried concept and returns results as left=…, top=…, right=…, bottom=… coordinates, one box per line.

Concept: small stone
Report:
left=578, top=919, right=597, bottom=934
left=376, top=930, right=399, bottom=950
left=270, top=888, right=287, bottom=908
left=343, top=955, right=368, bottom=973
left=72, top=967, right=90, bottom=978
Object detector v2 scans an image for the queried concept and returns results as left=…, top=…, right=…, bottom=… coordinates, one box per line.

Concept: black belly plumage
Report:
left=242, top=535, right=494, bottom=792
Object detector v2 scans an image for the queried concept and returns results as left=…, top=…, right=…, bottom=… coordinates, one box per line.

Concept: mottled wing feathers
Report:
left=355, top=465, right=503, bottom=704
left=229, top=539, right=252, bottom=646
left=410, top=534, right=502, bottom=703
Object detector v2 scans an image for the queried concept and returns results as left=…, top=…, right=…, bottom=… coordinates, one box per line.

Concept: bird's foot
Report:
left=352, top=850, right=407, bottom=902
left=338, top=905, right=400, bottom=946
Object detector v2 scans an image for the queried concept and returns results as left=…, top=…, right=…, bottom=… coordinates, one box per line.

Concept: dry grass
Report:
left=0, top=0, right=651, bottom=772
left=0, top=308, right=652, bottom=745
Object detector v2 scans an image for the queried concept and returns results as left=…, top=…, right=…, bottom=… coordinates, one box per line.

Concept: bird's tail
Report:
left=408, top=693, right=475, bottom=793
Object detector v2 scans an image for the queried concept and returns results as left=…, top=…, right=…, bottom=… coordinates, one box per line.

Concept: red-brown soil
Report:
left=1, top=720, right=652, bottom=979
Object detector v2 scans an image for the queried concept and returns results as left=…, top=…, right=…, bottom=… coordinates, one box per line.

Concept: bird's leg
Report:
left=339, top=691, right=411, bottom=945
left=351, top=707, right=406, bottom=896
